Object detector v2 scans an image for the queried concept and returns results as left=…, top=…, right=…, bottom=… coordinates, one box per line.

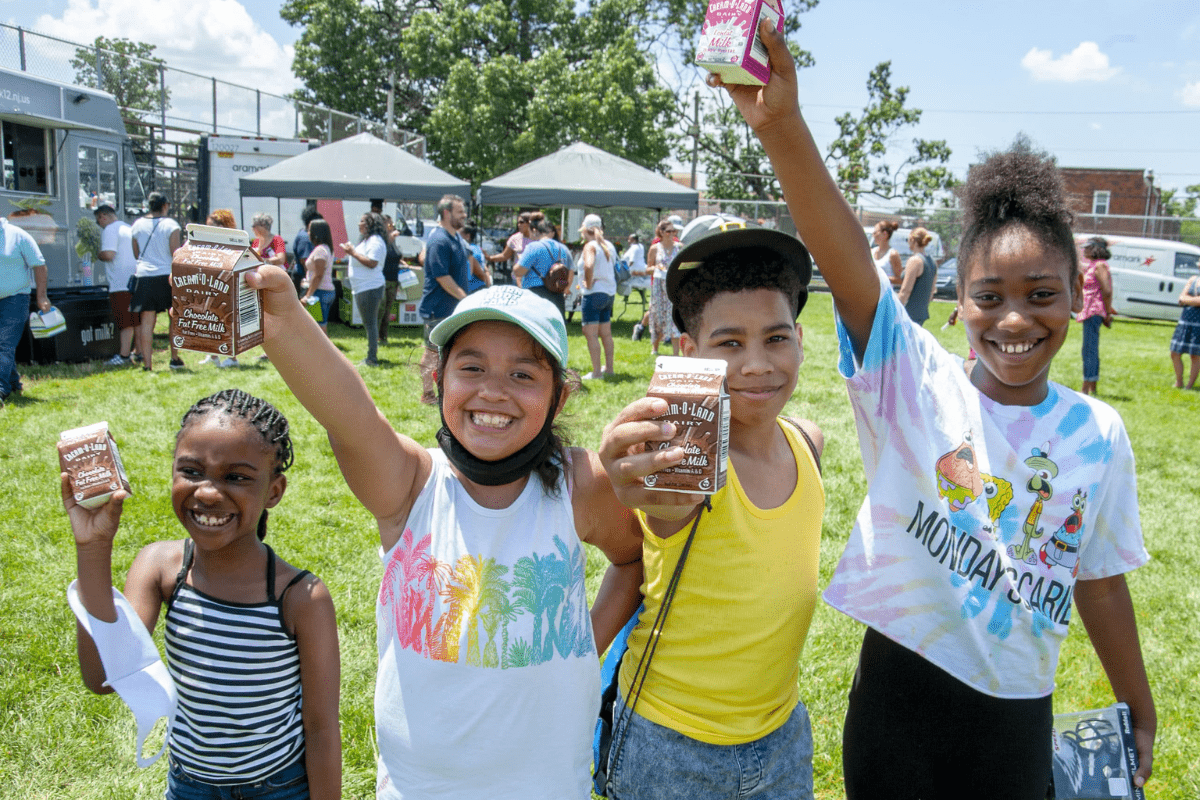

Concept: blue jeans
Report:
left=607, top=692, right=814, bottom=800
left=582, top=292, right=614, bottom=325
left=0, top=292, right=29, bottom=398
left=166, top=757, right=308, bottom=800
left=1081, top=315, right=1102, bottom=382
left=313, top=289, right=335, bottom=328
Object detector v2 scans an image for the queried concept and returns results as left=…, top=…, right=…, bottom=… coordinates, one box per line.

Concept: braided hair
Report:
left=178, top=389, right=294, bottom=540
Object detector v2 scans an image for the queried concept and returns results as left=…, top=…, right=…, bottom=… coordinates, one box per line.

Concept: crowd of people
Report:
left=53, top=24, right=1167, bottom=800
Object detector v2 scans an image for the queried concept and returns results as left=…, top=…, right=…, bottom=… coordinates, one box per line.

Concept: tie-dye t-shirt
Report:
left=824, top=274, right=1148, bottom=699
left=375, top=449, right=600, bottom=799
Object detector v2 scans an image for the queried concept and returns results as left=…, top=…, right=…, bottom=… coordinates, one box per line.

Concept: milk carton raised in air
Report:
left=695, top=0, right=784, bottom=86
left=170, top=224, right=265, bottom=356
left=644, top=356, right=730, bottom=494
left=58, top=422, right=132, bottom=509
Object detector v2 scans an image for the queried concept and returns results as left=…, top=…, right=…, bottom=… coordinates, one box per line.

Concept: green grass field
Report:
left=1, top=293, right=1196, bottom=799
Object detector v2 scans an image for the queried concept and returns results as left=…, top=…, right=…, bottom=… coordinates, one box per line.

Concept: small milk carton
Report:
left=695, top=0, right=784, bottom=86
left=58, top=422, right=132, bottom=508
left=170, top=224, right=265, bottom=356
left=643, top=356, right=730, bottom=494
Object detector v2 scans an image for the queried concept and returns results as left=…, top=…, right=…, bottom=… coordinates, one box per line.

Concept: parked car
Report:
left=936, top=258, right=958, bottom=299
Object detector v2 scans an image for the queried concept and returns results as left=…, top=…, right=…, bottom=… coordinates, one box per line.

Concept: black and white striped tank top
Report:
left=164, top=540, right=309, bottom=783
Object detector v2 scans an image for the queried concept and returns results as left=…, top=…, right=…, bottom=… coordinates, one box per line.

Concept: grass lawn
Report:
left=1, top=293, right=1196, bottom=798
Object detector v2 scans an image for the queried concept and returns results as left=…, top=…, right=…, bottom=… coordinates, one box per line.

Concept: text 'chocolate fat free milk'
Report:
left=644, top=356, right=730, bottom=494
left=170, top=224, right=265, bottom=356
left=58, top=422, right=132, bottom=508
left=695, top=0, right=784, bottom=86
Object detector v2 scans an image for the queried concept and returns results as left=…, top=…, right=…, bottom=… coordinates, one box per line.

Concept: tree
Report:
left=1163, top=184, right=1200, bottom=246
left=824, top=62, right=956, bottom=207
left=283, top=0, right=674, bottom=186
left=71, top=37, right=169, bottom=140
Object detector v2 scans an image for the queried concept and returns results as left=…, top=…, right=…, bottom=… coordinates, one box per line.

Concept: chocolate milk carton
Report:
left=170, top=224, right=264, bottom=356
left=695, top=0, right=784, bottom=86
left=644, top=356, right=730, bottom=494
left=58, top=422, right=132, bottom=508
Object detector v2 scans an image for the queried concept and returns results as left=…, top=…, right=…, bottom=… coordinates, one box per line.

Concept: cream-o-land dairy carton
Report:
left=643, top=356, right=730, bottom=494
left=58, top=422, right=132, bottom=508
left=170, top=224, right=265, bottom=356
left=695, top=0, right=784, bottom=86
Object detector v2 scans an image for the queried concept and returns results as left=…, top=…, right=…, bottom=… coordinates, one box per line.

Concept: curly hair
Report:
left=672, top=246, right=807, bottom=334
left=177, top=389, right=293, bottom=540
left=206, top=208, right=235, bottom=229
left=250, top=212, right=274, bottom=232
left=360, top=212, right=388, bottom=242
left=957, top=135, right=1077, bottom=286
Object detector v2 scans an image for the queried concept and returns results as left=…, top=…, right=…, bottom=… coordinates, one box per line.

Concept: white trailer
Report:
left=197, top=134, right=317, bottom=241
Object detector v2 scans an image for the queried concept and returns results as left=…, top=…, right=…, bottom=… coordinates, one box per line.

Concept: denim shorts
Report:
left=312, top=288, right=336, bottom=327
left=582, top=292, right=614, bottom=325
left=607, top=693, right=814, bottom=800
left=166, top=756, right=309, bottom=800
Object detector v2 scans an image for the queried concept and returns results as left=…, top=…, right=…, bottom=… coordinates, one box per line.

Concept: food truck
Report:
left=2, top=65, right=148, bottom=362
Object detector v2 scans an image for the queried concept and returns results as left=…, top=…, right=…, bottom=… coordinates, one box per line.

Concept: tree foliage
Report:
left=283, top=0, right=674, bottom=187
left=1163, top=184, right=1200, bottom=218
left=70, top=36, right=169, bottom=139
left=824, top=62, right=955, bottom=207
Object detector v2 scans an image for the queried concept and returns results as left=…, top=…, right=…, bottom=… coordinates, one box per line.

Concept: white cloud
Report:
left=33, top=0, right=297, bottom=94
left=1021, top=42, right=1120, bottom=82
left=1182, top=81, right=1200, bottom=107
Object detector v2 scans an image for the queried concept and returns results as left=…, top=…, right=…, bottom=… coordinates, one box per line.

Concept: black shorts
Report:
left=128, top=275, right=171, bottom=314
left=842, top=627, right=1053, bottom=800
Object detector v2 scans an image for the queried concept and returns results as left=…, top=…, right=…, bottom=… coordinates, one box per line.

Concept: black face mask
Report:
left=435, top=387, right=561, bottom=487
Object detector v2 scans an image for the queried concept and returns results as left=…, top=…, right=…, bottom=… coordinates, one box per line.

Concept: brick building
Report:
left=1060, top=167, right=1179, bottom=239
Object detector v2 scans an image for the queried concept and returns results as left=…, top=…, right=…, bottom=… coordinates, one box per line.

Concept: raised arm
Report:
left=717, top=21, right=878, bottom=358
left=246, top=265, right=429, bottom=550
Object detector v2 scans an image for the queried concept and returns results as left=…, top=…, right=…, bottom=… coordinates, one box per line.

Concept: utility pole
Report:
left=385, top=69, right=396, bottom=145
left=689, top=91, right=700, bottom=190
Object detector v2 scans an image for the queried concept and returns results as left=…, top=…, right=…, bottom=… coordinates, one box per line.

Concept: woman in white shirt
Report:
left=341, top=212, right=388, bottom=366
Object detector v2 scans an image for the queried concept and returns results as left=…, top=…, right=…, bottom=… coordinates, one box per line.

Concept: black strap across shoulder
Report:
left=780, top=416, right=821, bottom=475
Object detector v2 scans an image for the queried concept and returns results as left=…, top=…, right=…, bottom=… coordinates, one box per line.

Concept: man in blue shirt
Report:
left=290, top=204, right=321, bottom=295
left=419, top=194, right=469, bottom=404
left=0, top=217, right=50, bottom=403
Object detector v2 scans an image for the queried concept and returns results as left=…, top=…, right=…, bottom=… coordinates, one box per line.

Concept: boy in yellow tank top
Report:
left=599, top=226, right=825, bottom=799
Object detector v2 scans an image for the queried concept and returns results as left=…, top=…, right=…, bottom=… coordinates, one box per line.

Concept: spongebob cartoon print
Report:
left=979, top=473, right=1013, bottom=539
left=935, top=434, right=984, bottom=512
left=1040, top=489, right=1087, bottom=577
left=1009, top=444, right=1058, bottom=564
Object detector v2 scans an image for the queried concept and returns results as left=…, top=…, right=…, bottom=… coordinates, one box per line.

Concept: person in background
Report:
left=252, top=212, right=287, bottom=268
left=646, top=218, right=682, bottom=356
left=870, top=220, right=903, bottom=286
left=129, top=191, right=182, bottom=372
left=379, top=215, right=403, bottom=346
left=625, top=233, right=650, bottom=341
left=0, top=213, right=49, bottom=404
left=199, top=209, right=242, bottom=367
left=370, top=199, right=384, bottom=215
left=578, top=213, right=617, bottom=380
left=418, top=195, right=470, bottom=403
left=515, top=214, right=573, bottom=318
left=487, top=211, right=535, bottom=273
left=342, top=212, right=389, bottom=368
left=94, top=205, right=138, bottom=367
left=896, top=227, right=937, bottom=327
left=302, top=219, right=337, bottom=337
left=1169, top=272, right=1200, bottom=390
left=1078, top=236, right=1115, bottom=396
left=292, top=204, right=323, bottom=296
left=462, top=222, right=492, bottom=294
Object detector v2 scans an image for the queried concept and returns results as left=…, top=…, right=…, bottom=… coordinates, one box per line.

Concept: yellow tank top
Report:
left=617, top=420, right=824, bottom=745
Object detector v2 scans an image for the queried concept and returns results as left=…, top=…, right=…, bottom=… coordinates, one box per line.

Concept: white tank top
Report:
left=585, top=240, right=617, bottom=296
left=374, top=449, right=600, bottom=799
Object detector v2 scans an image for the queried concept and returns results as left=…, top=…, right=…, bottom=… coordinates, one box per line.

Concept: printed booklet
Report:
left=1048, top=702, right=1143, bottom=800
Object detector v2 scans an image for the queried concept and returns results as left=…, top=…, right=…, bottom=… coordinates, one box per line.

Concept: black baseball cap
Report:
left=666, top=225, right=813, bottom=332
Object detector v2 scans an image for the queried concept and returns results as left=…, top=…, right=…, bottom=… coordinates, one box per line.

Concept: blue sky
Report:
left=4, top=0, right=1199, bottom=203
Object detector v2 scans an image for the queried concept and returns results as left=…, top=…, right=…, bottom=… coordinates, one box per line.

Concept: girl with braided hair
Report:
left=65, top=389, right=341, bottom=800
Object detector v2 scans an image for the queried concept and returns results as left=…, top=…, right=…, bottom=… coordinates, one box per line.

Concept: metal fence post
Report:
left=256, top=89, right=261, bottom=136
left=95, top=44, right=104, bottom=89
left=18, top=26, right=26, bottom=72
left=212, top=77, right=218, bottom=134
left=159, top=63, right=167, bottom=133
left=327, top=110, right=332, bottom=143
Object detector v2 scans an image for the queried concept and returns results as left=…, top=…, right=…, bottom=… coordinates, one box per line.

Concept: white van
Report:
left=1075, top=234, right=1200, bottom=322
